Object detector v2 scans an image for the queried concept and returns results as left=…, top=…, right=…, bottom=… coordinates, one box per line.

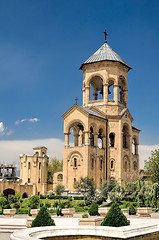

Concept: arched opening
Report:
left=98, top=128, right=103, bottom=148
left=109, top=133, right=115, bottom=147
left=124, top=156, right=130, bottom=172
left=28, top=162, right=31, bottom=169
left=91, top=157, right=94, bottom=169
left=108, top=80, right=114, bottom=100
left=123, top=125, right=130, bottom=149
left=118, top=77, right=126, bottom=105
left=57, top=174, right=63, bottom=181
left=68, top=122, right=84, bottom=147
left=110, top=159, right=115, bottom=170
left=22, top=192, right=28, bottom=198
left=89, top=126, right=94, bottom=146
left=133, top=161, right=138, bottom=171
left=74, top=158, right=77, bottom=168
left=3, top=188, right=15, bottom=198
left=90, top=76, right=103, bottom=101
left=132, top=137, right=138, bottom=155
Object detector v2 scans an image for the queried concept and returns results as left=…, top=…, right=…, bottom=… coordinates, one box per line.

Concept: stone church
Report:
left=61, top=32, right=140, bottom=191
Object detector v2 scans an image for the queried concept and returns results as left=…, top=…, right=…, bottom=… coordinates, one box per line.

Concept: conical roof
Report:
left=80, top=43, right=131, bottom=70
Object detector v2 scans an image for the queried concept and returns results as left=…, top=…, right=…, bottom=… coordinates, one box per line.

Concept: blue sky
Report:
left=0, top=0, right=159, bottom=165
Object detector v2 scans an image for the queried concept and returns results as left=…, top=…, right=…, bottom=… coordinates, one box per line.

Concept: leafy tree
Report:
left=144, top=149, right=159, bottom=183
left=101, top=203, right=130, bottom=227
left=109, top=185, right=125, bottom=203
left=0, top=197, right=7, bottom=209
left=31, top=206, right=55, bottom=227
left=88, top=201, right=99, bottom=216
left=54, top=184, right=65, bottom=203
left=151, top=183, right=159, bottom=208
left=47, top=158, right=63, bottom=184
left=100, top=179, right=116, bottom=198
left=14, top=192, right=21, bottom=202
left=29, top=195, right=40, bottom=209
left=74, top=177, right=96, bottom=204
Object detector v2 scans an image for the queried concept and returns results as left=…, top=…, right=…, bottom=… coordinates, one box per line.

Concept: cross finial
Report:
left=75, top=97, right=78, bottom=105
left=104, top=29, right=108, bottom=43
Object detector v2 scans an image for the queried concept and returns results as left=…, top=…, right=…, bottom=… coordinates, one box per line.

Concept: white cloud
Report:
left=0, top=122, right=13, bottom=136
left=15, top=118, right=40, bottom=125
left=139, top=145, right=159, bottom=169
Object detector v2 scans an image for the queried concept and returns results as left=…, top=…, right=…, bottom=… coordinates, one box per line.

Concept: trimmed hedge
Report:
left=88, top=202, right=99, bottom=216
left=101, top=203, right=130, bottom=227
left=129, top=204, right=136, bottom=215
left=31, top=206, right=55, bottom=227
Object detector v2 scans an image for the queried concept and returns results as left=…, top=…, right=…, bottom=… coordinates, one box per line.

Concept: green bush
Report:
left=82, top=213, right=88, bottom=218
left=53, top=201, right=58, bottom=208
left=75, top=207, right=85, bottom=212
left=56, top=207, right=63, bottom=216
left=40, top=202, right=44, bottom=208
left=49, top=209, right=56, bottom=214
left=31, top=206, right=55, bottom=227
left=29, top=195, right=40, bottom=209
left=0, top=210, right=3, bottom=215
left=18, top=208, right=29, bottom=214
left=45, top=202, right=51, bottom=208
left=88, top=202, right=99, bottom=216
left=101, top=203, right=130, bottom=227
left=128, top=204, right=136, bottom=215
left=3, top=204, right=11, bottom=209
left=74, top=196, right=84, bottom=200
left=40, top=195, right=46, bottom=199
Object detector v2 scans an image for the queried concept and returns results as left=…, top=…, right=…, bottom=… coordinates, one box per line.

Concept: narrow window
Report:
left=74, top=158, right=77, bottom=168
left=100, top=159, right=103, bottom=169
left=39, top=162, right=41, bottom=170
left=111, top=160, right=114, bottom=169
left=28, top=162, right=31, bottom=169
left=38, top=178, right=40, bottom=183
left=74, top=178, right=76, bottom=183
left=91, top=158, right=94, bottom=169
left=109, top=133, right=115, bottom=147
left=28, top=178, right=30, bottom=183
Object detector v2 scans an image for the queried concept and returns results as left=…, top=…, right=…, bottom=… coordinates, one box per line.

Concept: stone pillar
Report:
left=135, top=144, right=138, bottom=155
left=74, top=134, right=79, bottom=146
left=82, top=88, right=85, bottom=106
left=94, top=133, right=98, bottom=147
left=79, top=130, right=83, bottom=146
left=103, top=83, right=108, bottom=104
left=124, top=89, right=128, bottom=107
left=114, top=84, right=118, bottom=104
left=85, top=86, right=90, bottom=105
left=84, top=131, right=90, bottom=145
left=65, top=133, right=70, bottom=146
left=102, top=136, right=106, bottom=148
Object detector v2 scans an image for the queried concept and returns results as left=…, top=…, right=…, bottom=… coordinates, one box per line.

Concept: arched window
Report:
left=89, top=126, right=94, bottom=146
left=108, top=80, right=114, bottom=100
left=125, top=161, right=127, bottom=172
left=132, top=137, right=138, bottom=155
left=91, top=158, right=94, bottom=169
left=39, top=162, right=41, bottom=170
left=74, top=158, right=77, bottom=168
left=109, top=133, right=115, bottom=147
left=100, top=159, right=103, bottom=169
left=36, top=152, right=39, bottom=157
left=90, top=76, right=103, bottom=101
left=57, top=174, right=63, bottom=180
left=124, top=156, right=130, bottom=172
left=68, top=122, right=84, bottom=147
left=123, top=125, right=129, bottom=149
left=110, top=160, right=114, bottom=169
left=22, top=192, right=28, bottom=198
left=118, top=77, right=126, bottom=105
left=98, top=128, right=103, bottom=148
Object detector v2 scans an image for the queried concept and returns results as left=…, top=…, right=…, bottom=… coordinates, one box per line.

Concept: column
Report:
left=74, top=134, right=79, bottom=146
left=65, top=133, right=70, bottom=146
left=94, top=133, right=98, bottom=147
left=102, top=135, right=106, bottom=148
left=79, top=130, right=83, bottom=146
left=84, top=131, right=90, bottom=145
left=114, top=84, right=118, bottom=104
left=103, top=83, right=108, bottom=104
left=85, top=86, right=90, bottom=105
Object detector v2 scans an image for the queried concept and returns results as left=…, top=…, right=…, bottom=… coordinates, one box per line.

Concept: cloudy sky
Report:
left=0, top=0, right=159, bottom=169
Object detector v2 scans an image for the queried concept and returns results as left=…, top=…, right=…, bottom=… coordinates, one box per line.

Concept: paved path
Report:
left=1, top=213, right=159, bottom=240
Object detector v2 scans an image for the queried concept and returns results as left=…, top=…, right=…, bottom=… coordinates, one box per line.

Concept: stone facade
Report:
left=61, top=40, right=140, bottom=191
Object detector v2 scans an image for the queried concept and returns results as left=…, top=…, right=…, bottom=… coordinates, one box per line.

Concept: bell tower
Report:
left=62, top=30, right=140, bottom=191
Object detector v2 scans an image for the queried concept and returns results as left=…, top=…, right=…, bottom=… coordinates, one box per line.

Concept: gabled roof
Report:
left=132, top=126, right=141, bottom=132
left=62, top=104, right=106, bottom=120
left=119, top=108, right=133, bottom=122
left=80, top=43, right=131, bottom=70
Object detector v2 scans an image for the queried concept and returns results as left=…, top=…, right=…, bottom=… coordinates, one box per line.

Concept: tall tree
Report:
left=47, top=158, right=63, bottom=184
left=54, top=184, right=65, bottom=203
left=74, top=177, right=96, bottom=204
left=144, top=149, right=159, bottom=183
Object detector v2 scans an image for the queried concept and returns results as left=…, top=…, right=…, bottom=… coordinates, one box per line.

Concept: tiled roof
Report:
left=80, top=106, right=106, bottom=119
left=80, top=43, right=131, bottom=70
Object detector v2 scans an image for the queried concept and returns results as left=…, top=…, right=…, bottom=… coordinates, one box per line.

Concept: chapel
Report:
left=62, top=30, right=140, bottom=191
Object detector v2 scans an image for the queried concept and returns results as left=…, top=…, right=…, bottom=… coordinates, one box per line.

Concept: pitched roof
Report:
left=80, top=106, right=105, bottom=119
left=80, top=43, right=131, bottom=70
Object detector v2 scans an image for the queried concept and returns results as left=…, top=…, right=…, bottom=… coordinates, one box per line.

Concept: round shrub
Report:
left=40, top=202, right=44, bottom=208
left=128, top=204, right=136, bottom=215
left=31, top=206, right=55, bottom=227
left=101, top=202, right=130, bottom=227
left=82, top=213, right=88, bottom=218
left=88, top=202, right=99, bottom=216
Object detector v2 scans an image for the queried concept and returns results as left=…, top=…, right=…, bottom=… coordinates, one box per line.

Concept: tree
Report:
left=100, top=179, right=116, bottom=198
left=101, top=203, right=130, bottom=227
left=109, top=185, right=125, bottom=203
left=47, top=158, right=63, bottom=184
left=151, top=183, right=159, bottom=208
left=31, top=206, right=55, bottom=227
left=54, top=184, right=65, bottom=203
left=29, top=195, right=40, bottom=209
left=144, top=149, right=159, bottom=183
left=74, top=177, right=96, bottom=204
